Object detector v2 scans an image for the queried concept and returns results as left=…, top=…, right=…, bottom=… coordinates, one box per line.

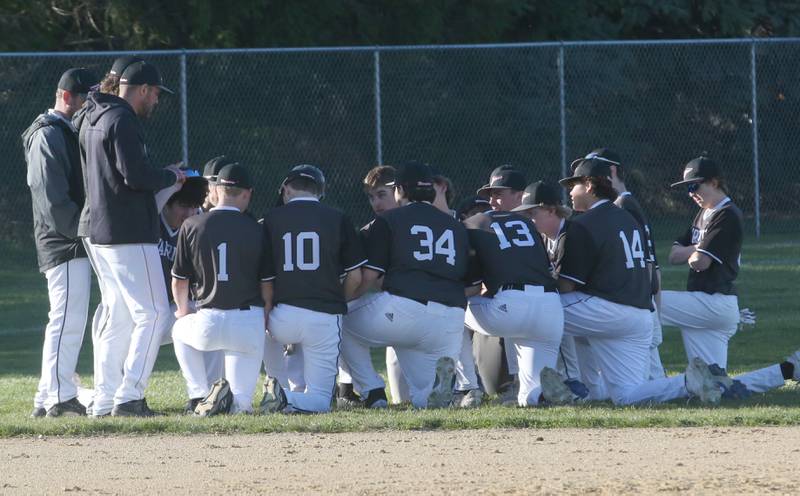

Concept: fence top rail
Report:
left=3, top=37, right=800, bottom=58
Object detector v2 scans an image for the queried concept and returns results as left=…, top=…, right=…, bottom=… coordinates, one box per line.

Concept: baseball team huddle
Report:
left=23, top=56, right=800, bottom=418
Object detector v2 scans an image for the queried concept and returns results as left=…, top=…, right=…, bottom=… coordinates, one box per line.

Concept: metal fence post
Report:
left=750, top=40, right=761, bottom=238
left=373, top=49, right=383, bottom=166
left=558, top=43, right=567, bottom=203
left=180, top=50, right=189, bottom=166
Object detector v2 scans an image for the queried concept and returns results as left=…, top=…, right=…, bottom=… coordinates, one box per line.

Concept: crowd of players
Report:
left=23, top=57, right=800, bottom=418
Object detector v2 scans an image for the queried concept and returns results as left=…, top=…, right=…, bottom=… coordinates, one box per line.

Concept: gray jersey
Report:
left=468, top=211, right=556, bottom=295
left=363, top=202, right=472, bottom=308
left=172, top=207, right=267, bottom=310
left=261, top=198, right=366, bottom=315
left=559, top=201, right=651, bottom=310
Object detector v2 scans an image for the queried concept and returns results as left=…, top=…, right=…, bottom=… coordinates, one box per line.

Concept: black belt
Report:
left=498, top=283, right=557, bottom=293
left=239, top=305, right=252, bottom=310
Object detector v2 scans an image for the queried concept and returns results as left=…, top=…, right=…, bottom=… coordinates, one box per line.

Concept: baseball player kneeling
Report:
left=259, top=165, right=366, bottom=414
left=462, top=208, right=568, bottom=406
left=556, top=157, right=724, bottom=406
left=171, top=164, right=268, bottom=415
left=340, top=161, right=472, bottom=409
left=660, top=157, right=800, bottom=396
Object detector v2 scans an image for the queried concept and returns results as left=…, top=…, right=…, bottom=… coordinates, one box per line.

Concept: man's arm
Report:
left=27, top=128, right=82, bottom=238
left=557, top=277, right=577, bottom=293
left=261, top=281, right=274, bottom=330
left=668, top=244, right=696, bottom=265
left=112, top=115, right=183, bottom=191
left=687, top=251, right=712, bottom=271
left=343, top=268, right=363, bottom=301
left=353, top=268, right=382, bottom=300
left=172, top=277, right=191, bottom=318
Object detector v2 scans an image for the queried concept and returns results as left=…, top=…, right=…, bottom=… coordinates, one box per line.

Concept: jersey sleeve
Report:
left=260, top=221, right=276, bottom=282
left=696, top=209, right=742, bottom=265
left=558, top=221, right=595, bottom=286
left=339, top=214, right=367, bottom=274
left=171, top=223, right=193, bottom=280
left=363, top=215, right=392, bottom=274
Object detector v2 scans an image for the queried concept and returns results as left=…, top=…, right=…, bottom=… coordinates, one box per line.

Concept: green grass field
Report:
left=0, top=235, right=798, bottom=437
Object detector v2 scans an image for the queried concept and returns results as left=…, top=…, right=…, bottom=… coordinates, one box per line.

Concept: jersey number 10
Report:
left=282, top=232, right=321, bottom=271
left=619, top=230, right=646, bottom=269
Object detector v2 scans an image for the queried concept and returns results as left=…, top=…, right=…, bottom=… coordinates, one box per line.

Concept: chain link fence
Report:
left=2, top=40, right=797, bottom=267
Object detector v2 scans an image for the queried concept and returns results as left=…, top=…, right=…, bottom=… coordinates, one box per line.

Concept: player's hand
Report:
left=738, top=308, right=756, bottom=331
left=166, top=162, right=187, bottom=185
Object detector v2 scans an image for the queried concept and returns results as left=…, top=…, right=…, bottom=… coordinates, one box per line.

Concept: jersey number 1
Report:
left=216, top=242, right=229, bottom=281
left=619, top=230, right=646, bottom=269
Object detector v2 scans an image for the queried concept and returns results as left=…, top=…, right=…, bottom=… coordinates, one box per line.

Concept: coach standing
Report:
left=23, top=68, right=97, bottom=418
left=82, top=59, right=185, bottom=417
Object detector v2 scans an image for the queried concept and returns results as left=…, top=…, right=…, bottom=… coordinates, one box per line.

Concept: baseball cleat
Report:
left=540, top=367, right=575, bottom=405
left=46, top=397, right=87, bottom=418
left=336, top=389, right=363, bottom=410
left=111, top=398, right=158, bottom=417
left=30, top=407, right=47, bottom=418
left=194, top=379, right=234, bottom=417
left=564, top=378, right=590, bottom=403
left=259, top=376, right=288, bottom=414
left=684, top=357, right=722, bottom=406
left=427, top=356, right=456, bottom=409
left=707, top=364, right=752, bottom=400
left=456, top=388, right=484, bottom=408
left=362, top=388, right=388, bottom=409
left=786, top=350, right=800, bottom=381
left=184, top=397, right=203, bottom=415
left=497, top=379, right=520, bottom=407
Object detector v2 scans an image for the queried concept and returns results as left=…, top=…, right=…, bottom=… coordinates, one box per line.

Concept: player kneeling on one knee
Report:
left=462, top=206, right=566, bottom=406
left=340, top=161, right=473, bottom=409
left=260, top=165, right=366, bottom=414
left=556, top=157, right=725, bottom=406
left=171, top=164, right=267, bottom=415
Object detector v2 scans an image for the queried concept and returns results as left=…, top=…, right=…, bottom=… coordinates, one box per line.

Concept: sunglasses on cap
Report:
left=687, top=182, right=701, bottom=194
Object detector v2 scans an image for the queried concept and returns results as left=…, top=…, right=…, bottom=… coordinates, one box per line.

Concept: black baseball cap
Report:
left=670, top=156, right=722, bottom=188
left=511, top=181, right=562, bottom=212
left=216, top=163, right=252, bottom=189
left=559, top=157, right=612, bottom=187
left=282, top=164, right=326, bottom=188
left=388, top=161, right=434, bottom=188
left=58, top=68, right=97, bottom=94
left=456, top=196, right=492, bottom=219
left=574, top=147, right=622, bottom=172
left=119, top=61, right=174, bottom=94
left=477, top=165, right=527, bottom=195
left=110, top=56, right=143, bottom=76
left=203, top=155, right=238, bottom=182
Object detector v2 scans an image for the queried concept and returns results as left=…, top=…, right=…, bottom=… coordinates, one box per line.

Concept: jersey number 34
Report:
left=411, top=225, right=456, bottom=266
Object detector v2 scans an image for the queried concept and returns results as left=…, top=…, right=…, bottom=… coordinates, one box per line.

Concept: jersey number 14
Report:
left=619, top=230, right=646, bottom=269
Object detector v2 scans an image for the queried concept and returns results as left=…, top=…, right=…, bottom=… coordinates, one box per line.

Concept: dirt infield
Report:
left=1, top=427, right=795, bottom=494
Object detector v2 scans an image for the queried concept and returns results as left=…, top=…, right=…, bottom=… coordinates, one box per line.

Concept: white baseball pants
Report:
left=466, top=286, right=564, bottom=406
left=172, top=306, right=265, bottom=413
left=341, top=292, right=463, bottom=409
left=264, top=304, right=341, bottom=413
left=385, top=346, right=411, bottom=403
left=90, top=243, right=172, bottom=412
left=454, top=329, right=480, bottom=392
left=32, top=258, right=91, bottom=410
left=264, top=343, right=309, bottom=393
left=561, top=292, right=689, bottom=405
left=660, top=290, right=739, bottom=369
left=649, top=308, right=666, bottom=379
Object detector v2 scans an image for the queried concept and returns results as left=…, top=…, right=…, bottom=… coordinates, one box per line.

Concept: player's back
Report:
left=467, top=210, right=556, bottom=295
left=615, top=192, right=657, bottom=265
left=370, top=202, right=470, bottom=308
left=262, top=198, right=365, bottom=315
left=561, top=201, right=650, bottom=309
left=173, top=207, right=265, bottom=310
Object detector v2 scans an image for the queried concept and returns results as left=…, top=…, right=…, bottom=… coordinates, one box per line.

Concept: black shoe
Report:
left=111, top=398, right=158, bottom=417
left=336, top=385, right=363, bottom=410
left=46, top=397, right=87, bottom=417
left=363, top=388, right=388, bottom=409
left=184, top=397, right=204, bottom=415
left=30, top=407, right=47, bottom=418
left=194, top=379, right=234, bottom=417
left=259, top=377, right=288, bottom=414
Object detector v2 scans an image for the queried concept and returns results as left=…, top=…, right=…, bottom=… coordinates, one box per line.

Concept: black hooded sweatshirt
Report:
left=80, top=92, right=177, bottom=245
